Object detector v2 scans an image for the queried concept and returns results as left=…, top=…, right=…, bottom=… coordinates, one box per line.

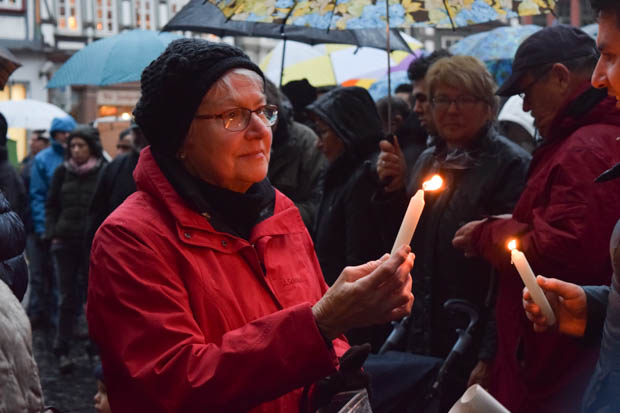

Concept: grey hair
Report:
left=206, top=68, right=265, bottom=103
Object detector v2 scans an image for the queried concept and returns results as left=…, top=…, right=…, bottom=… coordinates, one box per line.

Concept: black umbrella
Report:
left=0, top=47, right=22, bottom=90
left=163, top=0, right=413, bottom=52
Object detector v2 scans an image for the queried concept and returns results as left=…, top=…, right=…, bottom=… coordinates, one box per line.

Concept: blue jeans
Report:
left=25, top=233, right=58, bottom=327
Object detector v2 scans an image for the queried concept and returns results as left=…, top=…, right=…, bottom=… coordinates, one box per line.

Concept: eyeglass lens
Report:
left=223, top=106, right=278, bottom=131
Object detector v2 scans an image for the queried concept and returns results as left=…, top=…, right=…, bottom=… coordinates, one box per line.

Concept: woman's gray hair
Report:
left=206, top=68, right=264, bottom=103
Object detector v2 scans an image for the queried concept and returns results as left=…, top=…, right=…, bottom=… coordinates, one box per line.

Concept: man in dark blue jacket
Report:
left=27, top=115, right=75, bottom=330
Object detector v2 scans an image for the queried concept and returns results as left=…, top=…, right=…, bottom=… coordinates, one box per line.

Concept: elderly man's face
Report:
left=592, top=12, right=620, bottom=107
left=179, top=70, right=272, bottom=193
left=519, top=65, right=568, bottom=139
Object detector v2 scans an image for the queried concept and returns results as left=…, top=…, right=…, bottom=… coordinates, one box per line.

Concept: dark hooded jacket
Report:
left=0, top=190, right=27, bottom=301
left=45, top=125, right=105, bottom=240
left=309, top=87, right=389, bottom=350
left=309, top=86, right=386, bottom=286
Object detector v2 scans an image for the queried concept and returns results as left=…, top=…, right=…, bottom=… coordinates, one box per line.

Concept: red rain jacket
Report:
left=472, top=85, right=620, bottom=412
left=87, top=148, right=349, bottom=412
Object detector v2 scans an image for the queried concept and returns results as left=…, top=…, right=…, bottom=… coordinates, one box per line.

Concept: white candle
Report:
left=509, top=243, right=556, bottom=326
left=391, top=189, right=425, bottom=254
left=390, top=175, right=443, bottom=255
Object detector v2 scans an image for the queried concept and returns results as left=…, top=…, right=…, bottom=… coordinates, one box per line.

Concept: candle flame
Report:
left=422, top=174, right=443, bottom=191
left=507, top=239, right=517, bottom=251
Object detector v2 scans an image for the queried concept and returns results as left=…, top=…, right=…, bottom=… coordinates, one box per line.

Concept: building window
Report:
left=440, top=35, right=463, bottom=49
left=135, top=0, right=155, bottom=29
left=0, top=0, right=23, bottom=11
left=168, top=0, right=185, bottom=17
left=95, top=0, right=117, bottom=33
left=57, top=0, right=81, bottom=31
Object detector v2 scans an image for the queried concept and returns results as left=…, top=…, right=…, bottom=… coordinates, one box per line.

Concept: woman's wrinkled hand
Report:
left=312, top=245, right=414, bottom=340
left=376, top=136, right=407, bottom=193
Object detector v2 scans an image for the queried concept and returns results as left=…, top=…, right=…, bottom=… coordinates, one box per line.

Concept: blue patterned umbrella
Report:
left=47, top=30, right=183, bottom=88
left=208, top=0, right=555, bottom=30
left=449, top=25, right=541, bottom=86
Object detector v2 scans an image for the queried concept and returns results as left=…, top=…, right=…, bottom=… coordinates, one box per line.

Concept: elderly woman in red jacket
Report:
left=86, top=39, right=414, bottom=413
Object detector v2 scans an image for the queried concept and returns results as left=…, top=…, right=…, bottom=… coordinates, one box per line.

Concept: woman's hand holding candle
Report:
left=508, top=240, right=556, bottom=326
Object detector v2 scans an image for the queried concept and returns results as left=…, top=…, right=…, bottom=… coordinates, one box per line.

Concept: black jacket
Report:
left=309, top=87, right=388, bottom=286
left=0, top=190, right=27, bottom=300
left=0, top=147, right=27, bottom=222
left=46, top=160, right=104, bottom=240
left=408, top=128, right=530, bottom=362
left=85, top=151, right=139, bottom=247
left=378, top=127, right=531, bottom=363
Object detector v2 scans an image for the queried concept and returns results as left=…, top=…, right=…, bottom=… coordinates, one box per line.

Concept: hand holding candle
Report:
left=508, top=239, right=556, bottom=326
left=391, top=175, right=443, bottom=254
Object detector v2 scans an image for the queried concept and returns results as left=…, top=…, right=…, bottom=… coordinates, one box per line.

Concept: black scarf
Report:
left=152, top=150, right=275, bottom=240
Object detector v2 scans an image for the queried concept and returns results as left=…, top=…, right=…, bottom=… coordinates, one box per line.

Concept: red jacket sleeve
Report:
left=87, top=222, right=341, bottom=413
left=473, top=143, right=620, bottom=285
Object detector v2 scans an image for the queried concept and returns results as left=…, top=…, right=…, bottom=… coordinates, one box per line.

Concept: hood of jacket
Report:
left=307, top=86, right=382, bottom=160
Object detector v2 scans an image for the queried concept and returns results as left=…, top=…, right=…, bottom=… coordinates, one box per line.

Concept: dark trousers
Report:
left=26, top=233, right=58, bottom=327
left=51, top=238, right=88, bottom=356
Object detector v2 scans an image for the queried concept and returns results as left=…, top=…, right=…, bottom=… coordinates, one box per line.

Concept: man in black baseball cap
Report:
left=453, top=24, right=620, bottom=412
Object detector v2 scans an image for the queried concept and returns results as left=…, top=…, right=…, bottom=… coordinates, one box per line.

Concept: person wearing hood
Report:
left=46, top=125, right=105, bottom=374
left=264, top=79, right=327, bottom=232
left=27, top=115, right=76, bottom=331
left=308, top=86, right=394, bottom=350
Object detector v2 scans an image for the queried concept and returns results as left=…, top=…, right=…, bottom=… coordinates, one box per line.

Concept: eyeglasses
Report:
left=195, top=104, right=278, bottom=131
left=431, top=95, right=481, bottom=111
left=518, top=68, right=551, bottom=100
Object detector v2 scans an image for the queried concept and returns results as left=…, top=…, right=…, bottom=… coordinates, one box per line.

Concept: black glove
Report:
left=301, top=343, right=372, bottom=412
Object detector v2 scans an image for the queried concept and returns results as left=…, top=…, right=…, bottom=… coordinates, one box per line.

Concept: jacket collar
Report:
left=133, top=147, right=306, bottom=247
left=546, top=82, right=619, bottom=145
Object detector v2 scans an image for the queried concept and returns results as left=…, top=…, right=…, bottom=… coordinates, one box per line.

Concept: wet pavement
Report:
left=32, top=326, right=97, bottom=413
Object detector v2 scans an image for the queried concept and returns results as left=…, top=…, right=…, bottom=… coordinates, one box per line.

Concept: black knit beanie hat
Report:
left=67, top=125, right=103, bottom=159
left=133, top=39, right=264, bottom=157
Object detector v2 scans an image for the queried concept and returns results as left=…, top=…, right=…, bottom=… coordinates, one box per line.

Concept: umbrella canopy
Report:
left=163, top=0, right=413, bottom=51
left=260, top=33, right=421, bottom=87
left=0, top=47, right=22, bottom=90
left=449, top=24, right=542, bottom=86
left=47, top=30, right=183, bottom=88
left=0, top=99, right=70, bottom=130
left=208, top=0, right=556, bottom=30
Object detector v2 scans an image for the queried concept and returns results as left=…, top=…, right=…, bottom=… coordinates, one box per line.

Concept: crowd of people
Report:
left=0, top=0, right=619, bottom=411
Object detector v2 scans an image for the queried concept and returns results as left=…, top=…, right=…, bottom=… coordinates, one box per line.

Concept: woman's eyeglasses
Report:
left=431, top=95, right=481, bottom=111
left=195, top=104, right=278, bottom=131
